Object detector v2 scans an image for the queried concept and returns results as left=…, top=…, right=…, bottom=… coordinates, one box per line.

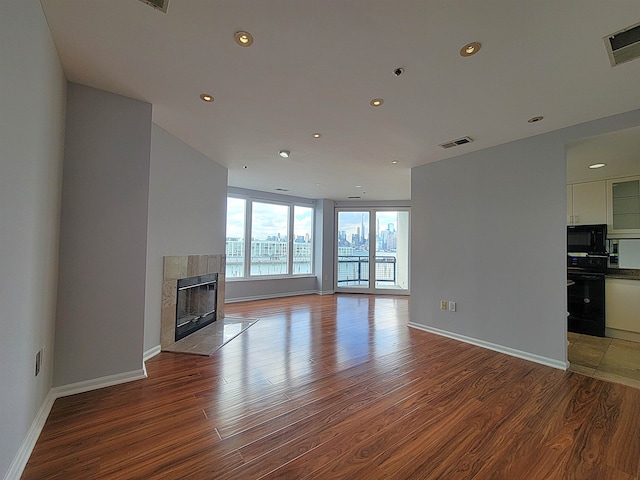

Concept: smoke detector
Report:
left=605, top=22, right=640, bottom=67
left=439, top=136, right=474, bottom=149
left=138, top=0, right=169, bottom=13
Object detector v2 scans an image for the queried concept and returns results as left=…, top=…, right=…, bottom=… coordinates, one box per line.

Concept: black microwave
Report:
left=567, top=224, right=607, bottom=255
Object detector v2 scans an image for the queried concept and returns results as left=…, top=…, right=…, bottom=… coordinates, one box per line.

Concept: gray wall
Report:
left=54, top=84, right=151, bottom=386
left=315, top=199, right=336, bottom=294
left=144, top=124, right=228, bottom=352
left=411, top=109, right=640, bottom=367
left=0, top=1, right=66, bottom=476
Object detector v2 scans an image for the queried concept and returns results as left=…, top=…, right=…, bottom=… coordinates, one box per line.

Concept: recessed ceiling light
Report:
left=199, top=94, right=214, bottom=102
left=370, top=98, right=384, bottom=107
left=355, top=185, right=362, bottom=188
left=278, top=150, right=290, bottom=158
left=528, top=116, right=544, bottom=123
left=312, top=133, right=321, bottom=138
left=234, top=31, right=253, bottom=47
left=589, top=163, right=607, bottom=169
left=243, top=165, right=248, bottom=169
left=460, top=42, right=481, bottom=57
left=391, top=160, right=399, bottom=164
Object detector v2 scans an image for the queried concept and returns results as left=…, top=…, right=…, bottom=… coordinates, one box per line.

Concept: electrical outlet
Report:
left=440, top=300, right=447, bottom=310
left=35, top=350, right=41, bottom=377
left=448, top=301, right=457, bottom=312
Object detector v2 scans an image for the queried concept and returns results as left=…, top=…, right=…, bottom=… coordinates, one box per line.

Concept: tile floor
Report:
left=568, top=332, right=640, bottom=389
left=163, top=316, right=258, bottom=356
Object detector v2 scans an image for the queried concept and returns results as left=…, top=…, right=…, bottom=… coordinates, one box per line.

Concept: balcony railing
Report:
left=337, top=255, right=396, bottom=285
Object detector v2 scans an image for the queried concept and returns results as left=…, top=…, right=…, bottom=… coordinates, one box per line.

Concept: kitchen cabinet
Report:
left=606, top=278, right=640, bottom=335
left=607, top=176, right=640, bottom=237
left=567, top=181, right=607, bottom=225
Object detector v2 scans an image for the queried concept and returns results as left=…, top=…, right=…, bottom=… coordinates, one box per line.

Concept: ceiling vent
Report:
left=138, top=0, right=169, bottom=13
left=274, top=188, right=290, bottom=192
left=605, top=22, right=640, bottom=67
left=439, top=136, right=474, bottom=149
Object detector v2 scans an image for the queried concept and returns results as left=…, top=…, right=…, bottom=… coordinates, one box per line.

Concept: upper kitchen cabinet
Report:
left=567, top=180, right=607, bottom=225
left=608, top=176, right=640, bottom=237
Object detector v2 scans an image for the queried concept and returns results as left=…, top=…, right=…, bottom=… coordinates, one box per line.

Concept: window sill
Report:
left=226, top=274, right=317, bottom=282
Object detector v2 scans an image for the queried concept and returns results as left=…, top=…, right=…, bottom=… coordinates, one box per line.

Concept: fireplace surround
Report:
left=161, top=254, right=225, bottom=348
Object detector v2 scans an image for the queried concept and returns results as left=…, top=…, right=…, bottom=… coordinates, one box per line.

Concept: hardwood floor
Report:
left=22, top=294, right=640, bottom=479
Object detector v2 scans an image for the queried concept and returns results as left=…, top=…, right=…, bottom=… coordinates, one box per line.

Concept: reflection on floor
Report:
left=568, top=332, right=640, bottom=389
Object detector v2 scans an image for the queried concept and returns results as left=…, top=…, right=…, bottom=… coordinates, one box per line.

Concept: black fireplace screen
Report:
left=175, top=273, right=218, bottom=342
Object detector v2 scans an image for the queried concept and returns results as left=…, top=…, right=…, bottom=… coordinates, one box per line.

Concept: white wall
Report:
left=0, top=1, right=66, bottom=476
left=53, top=84, right=152, bottom=387
left=411, top=108, right=640, bottom=368
left=144, top=124, right=228, bottom=352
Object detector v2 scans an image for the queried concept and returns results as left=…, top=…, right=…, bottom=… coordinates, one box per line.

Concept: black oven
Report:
left=567, top=255, right=607, bottom=337
left=567, top=224, right=607, bottom=255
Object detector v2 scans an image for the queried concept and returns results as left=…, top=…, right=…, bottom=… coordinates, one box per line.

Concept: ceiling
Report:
left=40, top=0, right=640, bottom=201
left=567, top=125, right=640, bottom=183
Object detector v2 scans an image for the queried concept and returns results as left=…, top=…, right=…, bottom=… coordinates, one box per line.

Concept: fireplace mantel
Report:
left=161, top=254, right=225, bottom=348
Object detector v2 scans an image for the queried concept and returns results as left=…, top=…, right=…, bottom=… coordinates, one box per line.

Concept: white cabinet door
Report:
left=607, top=176, right=640, bottom=237
left=606, top=278, right=640, bottom=334
left=567, top=185, right=573, bottom=224
left=570, top=181, right=606, bottom=225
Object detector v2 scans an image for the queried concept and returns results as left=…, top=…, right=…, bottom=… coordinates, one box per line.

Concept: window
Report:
left=293, top=205, right=313, bottom=274
left=250, top=202, right=289, bottom=276
left=226, top=195, right=314, bottom=278
left=225, top=197, right=245, bottom=278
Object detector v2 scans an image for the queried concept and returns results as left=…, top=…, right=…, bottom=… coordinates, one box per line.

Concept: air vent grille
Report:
left=605, top=22, right=640, bottom=67
left=347, top=196, right=361, bottom=199
left=439, top=136, right=474, bottom=149
left=274, top=188, right=290, bottom=192
left=138, top=0, right=169, bottom=13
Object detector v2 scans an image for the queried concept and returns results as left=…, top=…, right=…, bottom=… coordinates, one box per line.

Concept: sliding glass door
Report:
left=335, top=208, right=409, bottom=294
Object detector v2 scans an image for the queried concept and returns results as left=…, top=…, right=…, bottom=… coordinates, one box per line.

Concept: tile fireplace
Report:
left=161, top=254, right=225, bottom=349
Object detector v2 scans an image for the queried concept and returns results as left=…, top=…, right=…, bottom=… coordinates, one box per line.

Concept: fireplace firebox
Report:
left=175, top=273, right=218, bottom=342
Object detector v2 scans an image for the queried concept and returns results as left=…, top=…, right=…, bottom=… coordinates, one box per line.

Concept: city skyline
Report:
left=226, top=198, right=313, bottom=241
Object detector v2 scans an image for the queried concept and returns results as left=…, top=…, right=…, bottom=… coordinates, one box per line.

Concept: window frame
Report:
left=226, top=194, right=315, bottom=280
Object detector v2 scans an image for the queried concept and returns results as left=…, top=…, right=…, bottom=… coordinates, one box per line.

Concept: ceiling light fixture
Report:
left=278, top=150, right=290, bottom=158
left=528, top=116, right=544, bottom=123
left=199, top=94, right=214, bottom=102
left=370, top=98, right=384, bottom=107
left=391, top=160, right=399, bottom=164
left=234, top=31, right=253, bottom=47
left=589, top=163, right=607, bottom=169
left=460, top=42, right=481, bottom=57
left=312, top=133, right=321, bottom=138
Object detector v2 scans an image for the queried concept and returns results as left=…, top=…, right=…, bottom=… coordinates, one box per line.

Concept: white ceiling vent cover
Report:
left=439, top=136, right=474, bottom=149
left=138, top=0, right=169, bottom=13
left=605, top=22, right=640, bottom=67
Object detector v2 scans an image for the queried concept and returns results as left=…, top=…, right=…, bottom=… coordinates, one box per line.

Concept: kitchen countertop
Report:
left=606, top=268, right=640, bottom=281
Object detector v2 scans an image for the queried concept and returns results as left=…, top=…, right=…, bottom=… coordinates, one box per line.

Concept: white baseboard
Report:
left=408, top=322, right=568, bottom=371
left=3, top=391, right=56, bottom=480
left=144, top=345, right=162, bottom=362
left=225, top=289, right=319, bottom=304
left=51, top=368, right=147, bottom=399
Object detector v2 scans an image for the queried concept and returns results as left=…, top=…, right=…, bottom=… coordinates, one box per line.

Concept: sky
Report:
left=226, top=198, right=402, bottom=242
left=226, top=198, right=313, bottom=240
left=338, top=211, right=399, bottom=238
